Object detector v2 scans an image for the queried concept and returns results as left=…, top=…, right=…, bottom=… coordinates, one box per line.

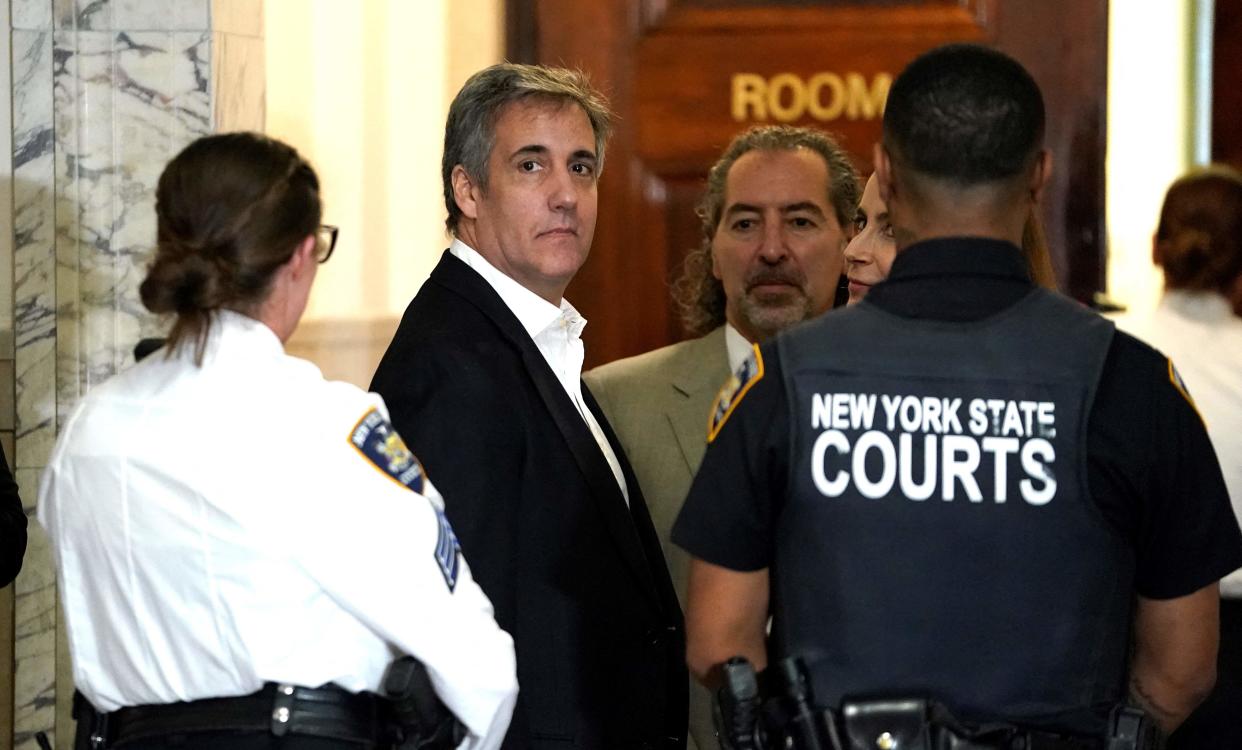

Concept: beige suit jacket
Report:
left=584, top=326, right=731, bottom=750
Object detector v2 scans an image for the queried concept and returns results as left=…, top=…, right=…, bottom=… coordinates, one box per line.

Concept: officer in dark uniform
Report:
left=672, top=44, right=1242, bottom=747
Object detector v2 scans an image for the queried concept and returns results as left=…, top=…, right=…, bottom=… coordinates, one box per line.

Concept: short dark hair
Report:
left=882, top=44, right=1044, bottom=184
left=672, top=125, right=860, bottom=337
left=442, top=63, right=613, bottom=234
left=141, top=132, right=321, bottom=363
left=1155, top=165, right=1242, bottom=292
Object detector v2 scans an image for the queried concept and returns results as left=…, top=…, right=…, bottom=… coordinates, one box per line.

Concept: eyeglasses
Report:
left=317, top=224, right=339, bottom=264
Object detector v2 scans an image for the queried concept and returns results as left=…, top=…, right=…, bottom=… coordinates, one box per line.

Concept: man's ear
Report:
left=452, top=165, right=482, bottom=221
left=1029, top=149, right=1053, bottom=205
left=873, top=143, right=894, bottom=205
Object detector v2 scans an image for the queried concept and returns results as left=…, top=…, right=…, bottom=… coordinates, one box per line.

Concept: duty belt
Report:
left=714, top=657, right=1160, bottom=750
left=832, top=698, right=1101, bottom=750
left=73, top=683, right=389, bottom=748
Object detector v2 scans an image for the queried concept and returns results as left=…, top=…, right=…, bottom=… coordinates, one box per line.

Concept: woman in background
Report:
left=844, top=173, right=1057, bottom=304
left=38, top=132, right=517, bottom=750
left=1114, top=165, right=1242, bottom=749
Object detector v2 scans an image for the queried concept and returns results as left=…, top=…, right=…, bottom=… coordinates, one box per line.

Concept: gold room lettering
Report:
left=731, top=72, right=893, bottom=123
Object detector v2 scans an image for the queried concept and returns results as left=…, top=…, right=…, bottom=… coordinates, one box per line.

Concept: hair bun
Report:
left=1159, top=225, right=1223, bottom=290
left=140, top=250, right=225, bottom=315
left=1170, top=228, right=1213, bottom=265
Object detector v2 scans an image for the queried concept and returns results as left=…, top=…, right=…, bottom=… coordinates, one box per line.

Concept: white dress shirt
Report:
left=449, top=240, right=630, bottom=504
left=38, top=311, right=517, bottom=750
left=723, top=322, right=756, bottom=375
left=1115, top=290, right=1242, bottom=596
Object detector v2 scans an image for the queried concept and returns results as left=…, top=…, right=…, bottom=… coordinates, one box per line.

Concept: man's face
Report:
left=711, top=148, right=848, bottom=342
left=461, top=99, right=599, bottom=303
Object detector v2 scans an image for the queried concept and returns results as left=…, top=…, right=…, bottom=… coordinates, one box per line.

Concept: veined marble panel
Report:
left=12, top=469, right=57, bottom=750
left=53, top=30, right=211, bottom=424
left=13, top=0, right=53, bottom=30
left=53, top=0, right=210, bottom=30
left=13, top=30, right=57, bottom=473
left=12, top=29, right=58, bottom=750
left=12, top=31, right=58, bottom=750
left=113, top=0, right=210, bottom=29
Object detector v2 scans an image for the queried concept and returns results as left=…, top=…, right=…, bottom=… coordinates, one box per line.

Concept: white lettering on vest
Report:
left=1020, top=438, right=1057, bottom=505
left=854, top=430, right=897, bottom=499
left=881, top=394, right=902, bottom=431
left=812, top=429, right=850, bottom=496
left=898, top=433, right=937, bottom=501
left=982, top=436, right=1021, bottom=502
left=812, top=392, right=878, bottom=430
left=941, top=435, right=983, bottom=502
left=808, top=393, right=1061, bottom=507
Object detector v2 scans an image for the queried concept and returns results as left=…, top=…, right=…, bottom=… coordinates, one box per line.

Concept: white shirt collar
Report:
left=170, top=309, right=284, bottom=365
left=724, top=322, right=754, bottom=373
left=1159, top=289, right=1233, bottom=323
left=448, top=240, right=625, bottom=503
left=449, top=238, right=578, bottom=339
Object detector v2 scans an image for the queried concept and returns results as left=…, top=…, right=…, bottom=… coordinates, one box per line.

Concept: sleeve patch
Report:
left=1167, top=359, right=1204, bottom=423
left=348, top=408, right=460, bottom=591
left=708, top=344, right=765, bottom=443
left=433, top=505, right=461, bottom=592
left=349, top=408, right=427, bottom=494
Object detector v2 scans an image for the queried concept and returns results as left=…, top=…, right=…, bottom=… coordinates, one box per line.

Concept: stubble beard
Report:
left=736, top=290, right=812, bottom=342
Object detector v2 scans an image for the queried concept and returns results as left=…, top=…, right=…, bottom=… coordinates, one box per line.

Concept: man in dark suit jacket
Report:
left=371, top=63, right=687, bottom=750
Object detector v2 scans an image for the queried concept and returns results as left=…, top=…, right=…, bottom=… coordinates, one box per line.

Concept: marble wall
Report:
left=6, top=2, right=263, bottom=747
left=2, top=1, right=18, bottom=747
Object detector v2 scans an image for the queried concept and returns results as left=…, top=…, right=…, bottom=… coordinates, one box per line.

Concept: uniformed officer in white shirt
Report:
left=38, top=132, right=518, bottom=750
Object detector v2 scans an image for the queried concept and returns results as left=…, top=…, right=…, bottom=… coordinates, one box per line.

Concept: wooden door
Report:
left=508, top=0, right=1109, bottom=366
left=1214, top=0, right=1242, bottom=168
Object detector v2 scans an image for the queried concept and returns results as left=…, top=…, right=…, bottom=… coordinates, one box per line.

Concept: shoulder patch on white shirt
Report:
left=349, top=408, right=426, bottom=493
left=349, top=408, right=460, bottom=590
left=708, top=345, right=764, bottom=443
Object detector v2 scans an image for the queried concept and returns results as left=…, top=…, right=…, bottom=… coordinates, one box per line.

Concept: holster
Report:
left=714, top=657, right=763, bottom=750
left=72, top=691, right=109, bottom=750
left=383, top=656, right=466, bottom=750
left=1105, top=706, right=1163, bottom=750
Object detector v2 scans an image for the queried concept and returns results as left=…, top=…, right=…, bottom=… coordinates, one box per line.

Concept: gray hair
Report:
left=442, top=63, right=614, bottom=234
left=672, top=125, right=861, bottom=336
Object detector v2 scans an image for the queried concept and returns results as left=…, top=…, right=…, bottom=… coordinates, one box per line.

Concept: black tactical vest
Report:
left=773, top=288, right=1133, bottom=736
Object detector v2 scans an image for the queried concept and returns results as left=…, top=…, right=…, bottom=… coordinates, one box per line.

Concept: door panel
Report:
left=1215, top=0, right=1242, bottom=168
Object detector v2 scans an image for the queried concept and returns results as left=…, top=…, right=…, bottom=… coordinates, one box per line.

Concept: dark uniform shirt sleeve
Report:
left=0, top=440, right=26, bottom=587
left=1089, top=331, right=1242, bottom=599
left=672, top=345, right=789, bottom=571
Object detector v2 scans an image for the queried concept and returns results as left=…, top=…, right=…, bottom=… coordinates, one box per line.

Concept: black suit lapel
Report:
left=522, top=350, right=665, bottom=609
left=429, top=252, right=665, bottom=608
left=583, top=385, right=683, bottom=621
